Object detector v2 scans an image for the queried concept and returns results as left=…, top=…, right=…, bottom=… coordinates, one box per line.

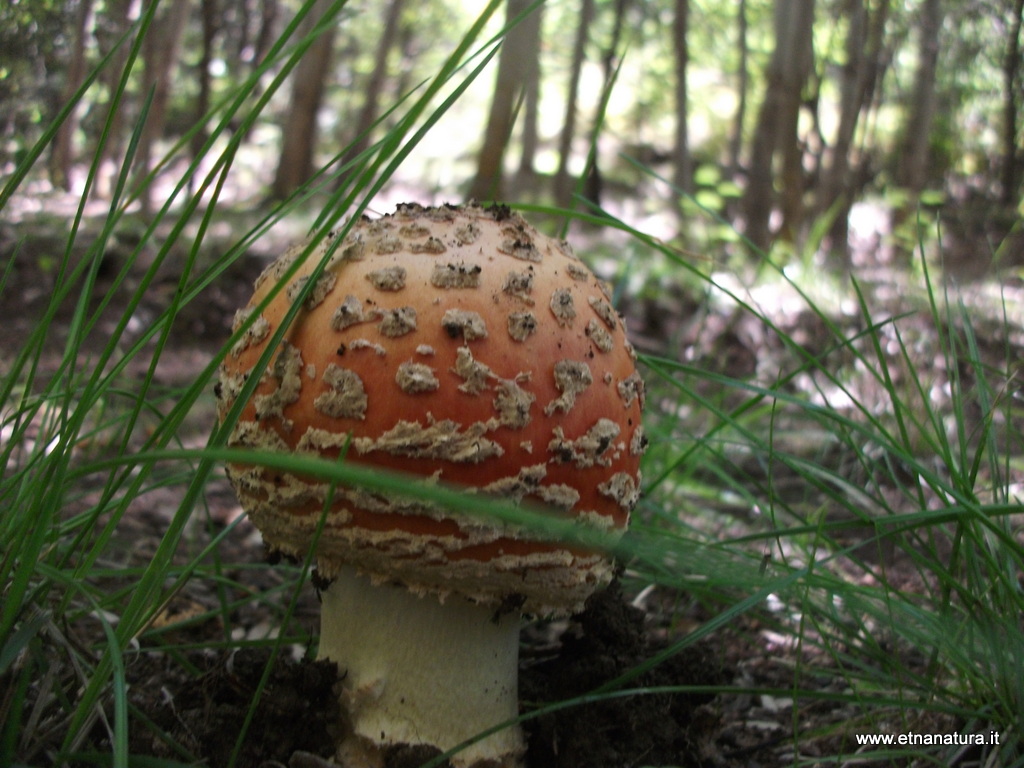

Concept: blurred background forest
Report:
left=3, top=0, right=1022, bottom=270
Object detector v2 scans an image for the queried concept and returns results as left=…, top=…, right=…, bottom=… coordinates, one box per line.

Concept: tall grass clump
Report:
left=622, top=198, right=1024, bottom=764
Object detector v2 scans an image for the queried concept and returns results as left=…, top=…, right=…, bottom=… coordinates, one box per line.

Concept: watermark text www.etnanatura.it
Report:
left=855, top=731, right=1000, bottom=747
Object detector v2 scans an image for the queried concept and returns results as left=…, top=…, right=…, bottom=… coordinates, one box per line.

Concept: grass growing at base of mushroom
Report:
left=2, top=5, right=1023, bottom=768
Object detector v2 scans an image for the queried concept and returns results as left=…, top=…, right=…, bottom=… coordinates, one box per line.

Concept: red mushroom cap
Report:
left=218, top=203, right=646, bottom=615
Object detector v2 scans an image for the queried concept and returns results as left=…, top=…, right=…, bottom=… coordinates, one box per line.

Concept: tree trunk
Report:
left=271, top=0, right=337, bottom=200
left=254, top=0, right=281, bottom=69
left=672, top=0, right=692, bottom=206
left=889, top=0, right=942, bottom=256
left=553, top=0, right=596, bottom=210
left=227, top=0, right=279, bottom=146
left=94, top=0, right=134, bottom=198
left=394, top=19, right=416, bottom=102
left=728, top=0, right=748, bottom=176
left=468, top=0, right=540, bottom=202
left=820, top=0, right=889, bottom=261
left=338, top=0, right=406, bottom=183
left=190, top=0, right=221, bottom=180
left=741, top=0, right=816, bottom=253
left=580, top=0, right=628, bottom=210
left=777, top=0, right=815, bottom=244
left=1001, top=0, right=1024, bottom=206
left=135, top=0, right=192, bottom=214
left=49, top=0, right=94, bottom=191
left=514, top=2, right=544, bottom=185
left=894, top=0, right=941, bottom=197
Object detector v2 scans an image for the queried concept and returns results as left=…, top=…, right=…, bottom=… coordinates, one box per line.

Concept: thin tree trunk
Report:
left=895, top=0, right=941, bottom=197
left=741, top=0, right=815, bottom=252
left=338, top=0, right=406, bottom=182
left=394, top=19, right=415, bottom=102
left=672, top=0, right=692, bottom=206
left=514, top=2, right=544, bottom=184
left=230, top=0, right=279, bottom=147
left=49, top=0, right=94, bottom=191
left=253, top=0, right=281, bottom=69
left=94, top=0, right=133, bottom=198
left=553, top=0, right=596, bottom=209
left=821, top=0, right=866, bottom=218
left=581, top=0, right=628, bottom=209
left=469, top=0, right=539, bottom=202
left=271, top=0, right=337, bottom=200
left=889, top=0, right=942, bottom=258
left=728, top=0, right=748, bottom=176
left=820, top=0, right=889, bottom=260
left=135, top=0, right=191, bottom=214
left=777, top=0, right=815, bottom=243
left=1002, top=0, right=1024, bottom=206
left=190, top=0, right=220, bottom=179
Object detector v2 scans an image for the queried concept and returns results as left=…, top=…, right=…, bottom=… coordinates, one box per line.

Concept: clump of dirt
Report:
left=519, top=582, right=725, bottom=768
left=122, top=582, right=725, bottom=768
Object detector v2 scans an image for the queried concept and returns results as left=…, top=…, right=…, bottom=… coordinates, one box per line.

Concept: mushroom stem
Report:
left=319, top=566, right=525, bottom=768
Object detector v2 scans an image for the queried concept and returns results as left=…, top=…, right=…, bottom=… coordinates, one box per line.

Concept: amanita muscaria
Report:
left=217, top=202, right=646, bottom=768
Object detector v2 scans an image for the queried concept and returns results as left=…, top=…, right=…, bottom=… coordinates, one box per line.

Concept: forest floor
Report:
left=2, top=186, right=1023, bottom=767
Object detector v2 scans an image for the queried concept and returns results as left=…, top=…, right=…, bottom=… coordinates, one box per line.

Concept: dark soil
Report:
left=519, top=583, right=726, bottom=768
left=126, top=649, right=341, bottom=767
left=116, top=582, right=726, bottom=768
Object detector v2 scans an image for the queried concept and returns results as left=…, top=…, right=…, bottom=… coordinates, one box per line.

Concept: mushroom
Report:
left=217, top=202, right=646, bottom=768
